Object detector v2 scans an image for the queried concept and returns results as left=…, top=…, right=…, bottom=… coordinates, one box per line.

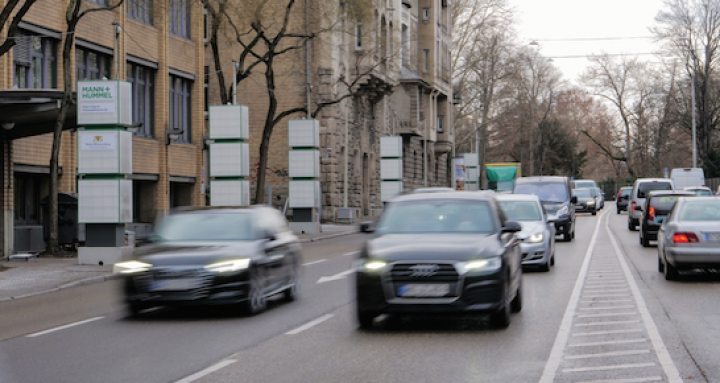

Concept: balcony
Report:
left=397, top=119, right=422, bottom=136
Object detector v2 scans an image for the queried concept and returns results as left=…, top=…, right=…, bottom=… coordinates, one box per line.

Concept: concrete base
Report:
left=78, top=246, right=135, bottom=266
left=290, top=222, right=321, bottom=235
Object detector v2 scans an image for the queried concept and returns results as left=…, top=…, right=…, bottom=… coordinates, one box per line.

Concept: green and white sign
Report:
left=77, top=80, right=132, bottom=127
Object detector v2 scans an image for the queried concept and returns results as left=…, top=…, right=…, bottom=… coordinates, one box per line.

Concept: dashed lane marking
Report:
left=25, top=317, right=104, bottom=338
left=285, top=314, right=334, bottom=335
left=174, top=359, right=237, bottom=383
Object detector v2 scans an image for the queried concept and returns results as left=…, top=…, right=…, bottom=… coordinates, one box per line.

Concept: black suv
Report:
left=513, top=176, right=577, bottom=241
left=355, top=192, right=523, bottom=329
left=639, top=190, right=694, bottom=247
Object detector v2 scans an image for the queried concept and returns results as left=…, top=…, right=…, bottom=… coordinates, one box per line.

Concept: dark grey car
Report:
left=572, top=188, right=597, bottom=215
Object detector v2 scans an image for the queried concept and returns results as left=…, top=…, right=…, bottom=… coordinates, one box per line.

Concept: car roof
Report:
left=516, top=176, right=568, bottom=183
left=391, top=191, right=493, bottom=202
left=404, top=187, right=455, bottom=194
left=647, top=190, right=695, bottom=197
left=620, top=186, right=633, bottom=189
left=494, top=194, right=540, bottom=202
left=170, top=206, right=262, bottom=214
left=683, top=186, right=711, bottom=190
left=634, top=178, right=672, bottom=184
left=678, top=196, right=720, bottom=202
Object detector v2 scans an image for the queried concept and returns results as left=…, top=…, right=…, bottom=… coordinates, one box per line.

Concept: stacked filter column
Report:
left=208, top=105, right=251, bottom=206
left=288, top=120, right=321, bottom=233
left=380, top=136, right=403, bottom=202
left=464, top=153, right=479, bottom=191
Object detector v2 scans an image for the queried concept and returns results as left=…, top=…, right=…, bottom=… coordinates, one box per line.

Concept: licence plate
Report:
left=150, top=278, right=200, bottom=291
left=398, top=284, right=449, bottom=297
left=705, top=233, right=720, bottom=242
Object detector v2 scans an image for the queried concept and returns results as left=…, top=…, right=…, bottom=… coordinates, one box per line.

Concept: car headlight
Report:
left=557, top=206, right=569, bottom=216
left=358, top=260, right=388, bottom=273
left=204, top=259, right=251, bottom=273
left=587, top=201, right=595, bottom=205
left=528, top=233, right=544, bottom=243
left=463, top=257, right=502, bottom=273
left=113, top=260, right=152, bottom=274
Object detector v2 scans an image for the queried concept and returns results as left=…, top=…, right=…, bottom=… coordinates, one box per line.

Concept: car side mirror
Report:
left=571, top=196, right=578, bottom=204
left=502, top=221, right=522, bottom=233
left=547, top=216, right=557, bottom=224
left=360, top=221, right=375, bottom=233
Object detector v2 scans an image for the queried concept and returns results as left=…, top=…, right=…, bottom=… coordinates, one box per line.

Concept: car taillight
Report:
left=648, top=206, right=655, bottom=221
left=618, top=191, right=622, bottom=198
left=632, top=201, right=637, bottom=210
left=673, top=232, right=700, bottom=243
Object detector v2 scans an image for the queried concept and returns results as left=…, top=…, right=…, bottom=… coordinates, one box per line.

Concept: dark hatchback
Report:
left=616, top=187, right=632, bottom=213
left=114, top=207, right=302, bottom=316
left=639, top=191, right=695, bottom=247
left=355, top=192, right=523, bottom=329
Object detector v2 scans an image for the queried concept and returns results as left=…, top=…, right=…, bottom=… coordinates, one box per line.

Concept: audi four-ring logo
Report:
left=410, top=264, right=440, bottom=277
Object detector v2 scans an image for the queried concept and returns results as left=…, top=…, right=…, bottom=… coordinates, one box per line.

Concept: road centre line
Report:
left=25, top=317, right=104, bottom=338
left=582, top=294, right=631, bottom=298
left=565, top=349, right=651, bottom=360
left=605, top=213, right=682, bottom=382
left=579, top=305, right=635, bottom=311
left=569, top=338, right=647, bottom=347
left=577, top=312, right=638, bottom=318
left=285, top=314, right=334, bottom=335
left=576, top=376, right=662, bottom=383
left=174, top=359, right=237, bottom=383
left=538, top=209, right=608, bottom=383
left=302, top=259, right=327, bottom=266
left=572, top=329, right=643, bottom=336
left=562, top=362, right=656, bottom=373
left=581, top=299, right=633, bottom=303
left=575, top=320, right=641, bottom=327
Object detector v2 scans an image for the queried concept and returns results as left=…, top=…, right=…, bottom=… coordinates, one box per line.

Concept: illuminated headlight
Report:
left=557, top=206, right=569, bottom=216
left=587, top=201, right=595, bottom=205
left=528, top=233, right=544, bottom=243
left=204, top=259, right=251, bottom=273
left=463, top=257, right=502, bottom=272
left=113, top=260, right=152, bottom=274
left=358, top=260, right=388, bottom=272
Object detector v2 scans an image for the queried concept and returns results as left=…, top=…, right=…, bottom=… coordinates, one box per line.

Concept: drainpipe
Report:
left=232, top=59, right=237, bottom=105
left=343, top=100, right=349, bottom=207
left=305, top=0, right=311, bottom=118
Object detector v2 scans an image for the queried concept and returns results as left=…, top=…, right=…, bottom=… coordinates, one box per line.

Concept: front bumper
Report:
left=520, top=241, right=550, bottom=267
left=666, top=247, right=720, bottom=268
left=575, top=204, right=596, bottom=212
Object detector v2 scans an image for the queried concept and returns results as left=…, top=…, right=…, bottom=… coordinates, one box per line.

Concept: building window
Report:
left=13, top=35, right=57, bottom=89
left=437, top=115, right=444, bottom=133
left=76, top=47, right=111, bottom=80
left=204, top=66, right=209, bottom=112
left=423, top=49, right=429, bottom=71
left=355, top=23, right=362, bottom=49
left=127, top=0, right=153, bottom=25
left=203, top=8, right=209, bottom=42
left=126, top=62, right=155, bottom=137
left=170, top=0, right=191, bottom=39
left=423, top=8, right=429, bottom=20
left=169, top=75, right=192, bottom=143
left=14, top=175, right=41, bottom=225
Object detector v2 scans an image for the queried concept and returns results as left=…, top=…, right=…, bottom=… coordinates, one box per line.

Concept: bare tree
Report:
left=0, top=0, right=37, bottom=57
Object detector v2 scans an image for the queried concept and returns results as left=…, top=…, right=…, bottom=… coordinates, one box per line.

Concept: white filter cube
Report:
left=381, top=181, right=403, bottom=202
left=210, top=180, right=250, bottom=206
left=380, top=136, right=403, bottom=158
left=289, top=181, right=319, bottom=208
left=78, top=130, right=133, bottom=174
left=381, top=159, right=403, bottom=180
left=466, top=167, right=479, bottom=183
left=289, top=150, right=320, bottom=178
left=79, top=179, right=133, bottom=223
left=209, top=143, right=250, bottom=177
left=77, top=80, right=133, bottom=126
left=463, top=153, right=479, bottom=167
left=209, top=105, right=250, bottom=140
left=288, top=119, right=320, bottom=148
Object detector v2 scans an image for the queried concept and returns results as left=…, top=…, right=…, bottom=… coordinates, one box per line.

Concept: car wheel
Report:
left=628, top=221, right=637, bottom=231
left=592, top=210, right=597, bottom=216
left=127, top=302, right=146, bottom=317
left=616, top=208, right=621, bottom=215
left=641, top=233, right=650, bottom=248
left=658, top=255, right=664, bottom=272
left=241, top=270, right=267, bottom=316
left=540, top=259, right=550, bottom=272
left=664, top=258, right=679, bottom=281
left=357, top=308, right=376, bottom=330
left=572, top=230, right=575, bottom=239
left=490, top=299, right=512, bottom=328
left=550, top=255, right=555, bottom=266
left=563, top=232, right=571, bottom=242
left=283, top=271, right=300, bottom=302
left=511, top=283, right=523, bottom=313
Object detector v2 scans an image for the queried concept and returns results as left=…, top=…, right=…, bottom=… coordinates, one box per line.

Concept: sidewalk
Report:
left=0, top=224, right=358, bottom=302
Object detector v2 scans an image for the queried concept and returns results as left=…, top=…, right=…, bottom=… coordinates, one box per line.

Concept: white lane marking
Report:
left=302, top=259, right=327, bottom=266
left=26, top=317, right=104, bottom=338
left=572, top=329, right=643, bottom=336
left=583, top=289, right=630, bottom=293
left=576, top=377, right=662, bottom=383
left=285, top=314, right=334, bottom=335
left=569, top=338, right=647, bottom=347
left=581, top=299, right=633, bottom=303
left=577, top=312, right=638, bottom=318
left=538, top=209, right=607, bottom=383
left=582, top=294, right=631, bottom=298
left=174, top=359, right=237, bottom=383
left=563, top=363, right=656, bottom=373
left=317, top=269, right=354, bottom=284
left=575, top=320, right=641, bottom=327
left=605, top=216, right=683, bottom=382
left=343, top=251, right=359, bottom=257
left=579, top=305, right=635, bottom=311
left=565, top=350, right=651, bottom=360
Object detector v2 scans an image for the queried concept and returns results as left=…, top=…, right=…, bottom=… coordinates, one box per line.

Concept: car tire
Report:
left=628, top=221, right=637, bottom=231
left=563, top=232, right=571, bottom=242
left=127, top=302, right=146, bottom=317
left=511, top=283, right=523, bottom=313
left=490, top=299, right=512, bottom=329
left=658, top=255, right=664, bottom=272
left=540, top=259, right=550, bottom=272
left=616, top=208, right=621, bottom=215
left=592, top=210, right=597, bottom=216
left=550, top=255, right=555, bottom=266
left=641, top=232, right=650, bottom=248
left=357, top=309, right=376, bottom=330
left=283, top=272, right=300, bottom=302
left=572, top=230, right=575, bottom=240
left=241, top=270, right=267, bottom=316
left=664, top=258, right=679, bottom=281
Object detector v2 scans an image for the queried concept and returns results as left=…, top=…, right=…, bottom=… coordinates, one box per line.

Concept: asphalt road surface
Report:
left=1, top=208, right=718, bottom=383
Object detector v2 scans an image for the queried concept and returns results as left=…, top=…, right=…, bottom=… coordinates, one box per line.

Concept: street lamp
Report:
left=679, top=36, right=698, bottom=168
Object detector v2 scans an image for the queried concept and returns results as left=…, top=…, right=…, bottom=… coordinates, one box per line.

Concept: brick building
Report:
left=0, top=0, right=205, bottom=257
left=205, top=0, right=454, bottom=221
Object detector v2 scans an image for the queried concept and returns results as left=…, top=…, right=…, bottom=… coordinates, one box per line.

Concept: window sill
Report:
left=170, top=33, right=193, bottom=42
left=126, top=18, right=155, bottom=28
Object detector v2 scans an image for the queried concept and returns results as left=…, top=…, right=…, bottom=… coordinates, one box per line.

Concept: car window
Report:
left=514, top=182, right=568, bottom=203
left=376, top=200, right=496, bottom=233
left=679, top=201, right=720, bottom=221
left=588, top=189, right=598, bottom=197
left=638, top=182, right=672, bottom=198
left=649, top=196, right=683, bottom=210
left=692, top=189, right=713, bottom=196
left=156, top=213, right=254, bottom=241
left=572, top=189, right=591, bottom=197
left=574, top=181, right=596, bottom=189
left=620, top=188, right=632, bottom=197
left=498, top=201, right=542, bottom=221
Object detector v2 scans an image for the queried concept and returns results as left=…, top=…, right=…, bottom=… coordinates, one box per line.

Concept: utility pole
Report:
left=232, top=59, right=237, bottom=105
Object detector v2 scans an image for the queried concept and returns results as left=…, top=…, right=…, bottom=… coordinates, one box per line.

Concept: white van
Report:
left=627, top=178, right=674, bottom=231
left=670, top=168, right=705, bottom=189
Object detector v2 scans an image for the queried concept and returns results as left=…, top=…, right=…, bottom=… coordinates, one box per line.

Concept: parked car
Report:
left=670, top=168, right=705, bottom=190
left=513, top=176, right=577, bottom=242
left=658, top=197, right=720, bottom=280
left=639, top=190, right=695, bottom=247
left=627, top=178, right=674, bottom=231
left=616, top=187, right=633, bottom=213
left=355, top=191, right=523, bottom=329
left=572, top=188, right=597, bottom=215
left=496, top=194, right=557, bottom=271
left=683, top=186, right=713, bottom=196
left=590, top=188, right=605, bottom=210
left=114, top=206, right=302, bottom=316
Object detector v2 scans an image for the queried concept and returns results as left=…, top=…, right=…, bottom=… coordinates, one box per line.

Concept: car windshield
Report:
left=514, top=182, right=568, bottom=203
left=638, top=182, right=672, bottom=198
left=679, top=201, right=720, bottom=221
left=620, top=188, right=632, bottom=196
left=588, top=188, right=599, bottom=197
left=574, top=181, right=596, bottom=189
left=498, top=201, right=542, bottom=221
left=155, top=213, right=254, bottom=241
left=376, top=200, right=496, bottom=233
left=691, top=189, right=713, bottom=196
left=650, top=195, right=683, bottom=211
left=573, top=189, right=591, bottom=197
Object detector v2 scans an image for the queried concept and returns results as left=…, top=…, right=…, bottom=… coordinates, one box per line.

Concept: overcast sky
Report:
left=510, top=0, right=666, bottom=83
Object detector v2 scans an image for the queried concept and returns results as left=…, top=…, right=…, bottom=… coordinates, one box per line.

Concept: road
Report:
left=0, top=208, right=718, bottom=383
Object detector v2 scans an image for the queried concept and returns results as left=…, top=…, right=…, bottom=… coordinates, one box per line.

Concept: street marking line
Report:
left=582, top=294, right=631, bottom=298
left=302, top=259, right=327, bottom=266
left=562, top=362, right=656, bottom=373
left=583, top=289, right=630, bottom=293
left=25, top=317, right=104, bottom=338
left=572, top=329, right=643, bottom=336
left=285, top=314, right=334, bottom=335
left=605, top=217, right=683, bottom=382
left=343, top=251, right=359, bottom=257
left=579, top=305, right=635, bottom=310
left=174, top=359, right=237, bottom=383
left=581, top=299, right=633, bottom=303
left=317, top=269, right=354, bottom=283
left=565, top=349, right=651, bottom=359
left=577, top=312, right=637, bottom=318
left=539, top=209, right=608, bottom=383
left=569, top=338, right=647, bottom=347
left=575, top=320, right=641, bottom=327
left=576, top=377, right=662, bottom=383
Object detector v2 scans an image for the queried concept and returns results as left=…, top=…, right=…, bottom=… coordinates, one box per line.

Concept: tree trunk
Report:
left=254, top=57, right=278, bottom=205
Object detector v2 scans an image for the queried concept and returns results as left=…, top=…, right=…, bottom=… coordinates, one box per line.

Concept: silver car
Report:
left=657, top=197, right=720, bottom=280
left=496, top=194, right=557, bottom=271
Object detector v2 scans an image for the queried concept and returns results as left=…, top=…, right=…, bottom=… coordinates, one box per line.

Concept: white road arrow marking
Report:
left=317, top=268, right=354, bottom=284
